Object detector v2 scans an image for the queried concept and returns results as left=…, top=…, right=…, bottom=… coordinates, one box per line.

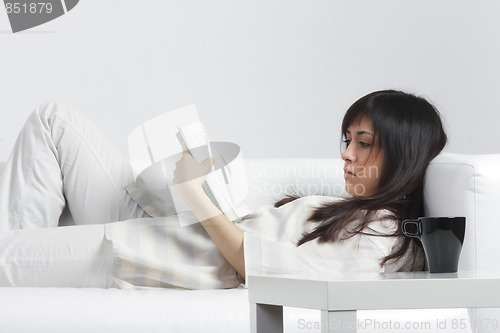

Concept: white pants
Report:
left=0, top=102, right=146, bottom=287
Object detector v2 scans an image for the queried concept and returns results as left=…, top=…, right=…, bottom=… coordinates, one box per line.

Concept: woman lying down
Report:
left=0, top=90, right=446, bottom=288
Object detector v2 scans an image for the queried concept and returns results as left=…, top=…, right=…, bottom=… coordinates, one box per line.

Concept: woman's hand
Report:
left=173, top=144, right=213, bottom=193
left=172, top=144, right=216, bottom=215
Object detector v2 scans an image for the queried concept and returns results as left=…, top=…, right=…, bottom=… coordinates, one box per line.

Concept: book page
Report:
left=128, top=105, right=200, bottom=175
left=127, top=105, right=250, bottom=227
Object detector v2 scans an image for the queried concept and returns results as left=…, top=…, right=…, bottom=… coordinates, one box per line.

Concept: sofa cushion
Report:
left=244, top=158, right=347, bottom=210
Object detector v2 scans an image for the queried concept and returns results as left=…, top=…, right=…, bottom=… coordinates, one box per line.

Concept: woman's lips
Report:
left=344, top=168, right=355, bottom=178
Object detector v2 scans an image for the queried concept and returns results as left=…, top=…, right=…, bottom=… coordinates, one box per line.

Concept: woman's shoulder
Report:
left=364, top=208, right=399, bottom=234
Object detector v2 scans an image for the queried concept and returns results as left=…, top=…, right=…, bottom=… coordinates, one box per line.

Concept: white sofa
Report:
left=0, top=153, right=499, bottom=332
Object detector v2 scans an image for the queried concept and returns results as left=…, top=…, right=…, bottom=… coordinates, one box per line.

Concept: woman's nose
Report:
left=341, top=145, right=356, bottom=163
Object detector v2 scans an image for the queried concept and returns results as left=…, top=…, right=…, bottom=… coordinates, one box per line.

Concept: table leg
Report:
left=250, top=302, right=284, bottom=333
left=321, top=310, right=357, bottom=333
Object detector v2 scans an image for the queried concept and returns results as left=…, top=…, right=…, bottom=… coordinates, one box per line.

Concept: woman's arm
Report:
left=172, top=148, right=245, bottom=278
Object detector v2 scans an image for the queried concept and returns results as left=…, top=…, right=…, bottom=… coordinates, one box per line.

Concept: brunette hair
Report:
left=276, top=90, right=447, bottom=267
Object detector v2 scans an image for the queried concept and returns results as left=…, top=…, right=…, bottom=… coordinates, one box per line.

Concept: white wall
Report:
left=1, top=0, right=499, bottom=160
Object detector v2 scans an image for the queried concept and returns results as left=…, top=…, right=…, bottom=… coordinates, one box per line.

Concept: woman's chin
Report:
left=345, top=182, right=370, bottom=198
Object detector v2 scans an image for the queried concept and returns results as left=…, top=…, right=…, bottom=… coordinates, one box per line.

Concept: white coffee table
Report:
left=248, top=271, right=500, bottom=333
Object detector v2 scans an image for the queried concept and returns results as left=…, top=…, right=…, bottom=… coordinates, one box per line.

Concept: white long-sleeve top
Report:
left=105, top=195, right=424, bottom=289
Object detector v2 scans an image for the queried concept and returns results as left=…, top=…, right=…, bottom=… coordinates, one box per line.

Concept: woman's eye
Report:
left=343, top=139, right=371, bottom=149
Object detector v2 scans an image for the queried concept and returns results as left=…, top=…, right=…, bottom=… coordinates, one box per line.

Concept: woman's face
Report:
left=341, top=117, right=384, bottom=197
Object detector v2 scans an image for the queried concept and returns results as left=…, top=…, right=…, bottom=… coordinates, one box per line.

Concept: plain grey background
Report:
left=1, top=0, right=499, bottom=160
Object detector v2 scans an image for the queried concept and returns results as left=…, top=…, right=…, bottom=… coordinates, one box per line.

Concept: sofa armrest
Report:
left=425, top=152, right=500, bottom=272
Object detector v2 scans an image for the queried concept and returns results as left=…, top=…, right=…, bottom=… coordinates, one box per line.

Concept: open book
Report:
left=126, top=105, right=250, bottom=226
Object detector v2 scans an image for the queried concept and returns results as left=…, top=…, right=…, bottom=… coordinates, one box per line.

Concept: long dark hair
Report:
left=276, top=90, right=447, bottom=267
